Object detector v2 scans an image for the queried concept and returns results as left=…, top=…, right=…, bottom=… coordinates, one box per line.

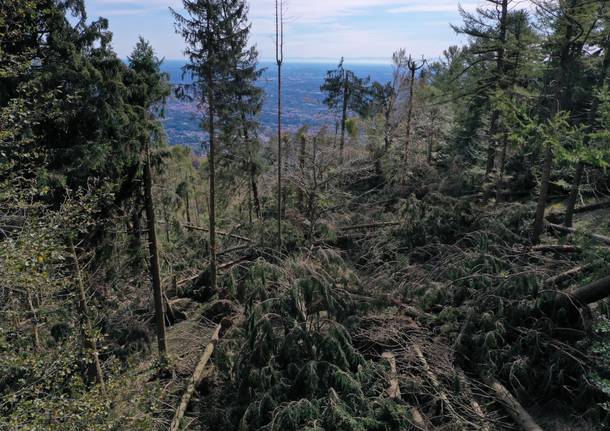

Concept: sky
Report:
left=84, top=0, right=492, bottom=63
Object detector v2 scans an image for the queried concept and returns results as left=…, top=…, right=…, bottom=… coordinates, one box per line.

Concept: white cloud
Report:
left=90, top=0, right=518, bottom=60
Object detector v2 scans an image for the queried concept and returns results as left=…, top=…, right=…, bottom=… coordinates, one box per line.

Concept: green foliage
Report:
left=206, top=252, right=410, bottom=430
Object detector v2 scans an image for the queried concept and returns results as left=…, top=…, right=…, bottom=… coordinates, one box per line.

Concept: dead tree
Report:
left=275, top=0, right=284, bottom=250
left=404, top=56, right=426, bottom=164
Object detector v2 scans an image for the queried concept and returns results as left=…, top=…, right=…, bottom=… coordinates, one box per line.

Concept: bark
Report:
left=206, top=67, right=218, bottom=293
left=185, top=191, right=192, bottom=224
left=496, top=131, right=509, bottom=204
left=144, top=147, right=168, bottom=358
left=298, top=132, right=307, bottom=211
left=26, top=290, right=40, bottom=352
left=531, top=244, right=582, bottom=254
left=276, top=0, right=284, bottom=250
left=178, top=223, right=252, bottom=243
left=339, top=221, right=401, bottom=231
left=485, top=0, right=509, bottom=175
left=69, top=239, right=105, bottom=388
left=340, top=71, right=349, bottom=161
left=170, top=322, right=227, bottom=431
left=564, top=162, right=583, bottom=228
left=544, top=261, right=601, bottom=288
left=404, top=64, right=417, bottom=164
left=547, top=223, right=610, bottom=246
left=532, top=144, right=553, bottom=244
left=562, top=275, right=610, bottom=308
left=484, top=377, right=543, bottom=431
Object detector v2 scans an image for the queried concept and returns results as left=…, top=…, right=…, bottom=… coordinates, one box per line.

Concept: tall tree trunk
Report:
left=144, top=146, right=168, bottom=358
left=496, top=131, right=509, bottom=204
left=533, top=144, right=553, bottom=243
left=26, top=290, right=40, bottom=352
left=404, top=66, right=416, bottom=164
left=206, top=77, right=218, bottom=293
left=564, top=162, right=583, bottom=227
left=485, top=0, right=508, bottom=175
left=533, top=0, right=576, bottom=243
left=250, top=161, right=261, bottom=220
left=564, top=33, right=609, bottom=227
left=298, top=132, right=307, bottom=211
left=276, top=0, right=284, bottom=250
left=69, top=238, right=105, bottom=388
left=340, top=71, right=348, bottom=161
left=185, top=191, right=192, bottom=224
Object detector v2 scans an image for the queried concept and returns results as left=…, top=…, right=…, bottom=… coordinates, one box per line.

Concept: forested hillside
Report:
left=1, top=0, right=610, bottom=430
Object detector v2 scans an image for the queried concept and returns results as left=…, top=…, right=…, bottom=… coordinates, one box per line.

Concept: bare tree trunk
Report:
left=340, top=71, right=348, bottom=161
left=275, top=0, right=284, bottom=250
left=144, top=146, right=168, bottom=358
left=206, top=80, right=218, bottom=293
left=185, top=190, right=192, bottom=224
left=564, top=161, right=583, bottom=228
left=496, top=131, right=509, bottom=203
left=26, top=290, right=40, bottom=352
left=69, top=238, right=105, bottom=388
left=404, top=65, right=416, bottom=164
left=298, top=132, right=307, bottom=211
left=532, top=144, right=553, bottom=244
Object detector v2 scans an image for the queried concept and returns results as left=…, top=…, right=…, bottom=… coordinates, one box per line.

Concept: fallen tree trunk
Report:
left=381, top=352, right=430, bottom=431
left=483, top=377, right=543, bottom=431
left=547, top=223, right=610, bottom=246
left=564, top=275, right=610, bottom=307
left=544, top=261, right=602, bottom=288
left=338, top=221, right=402, bottom=232
left=161, top=221, right=253, bottom=243
left=170, top=320, right=229, bottom=431
left=531, top=244, right=582, bottom=254
left=573, top=200, right=610, bottom=215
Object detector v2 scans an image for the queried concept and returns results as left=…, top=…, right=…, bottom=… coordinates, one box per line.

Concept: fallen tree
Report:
left=170, top=319, right=231, bottom=431
left=483, top=376, right=543, bottom=431
left=547, top=223, right=610, bottom=247
left=563, top=275, right=610, bottom=308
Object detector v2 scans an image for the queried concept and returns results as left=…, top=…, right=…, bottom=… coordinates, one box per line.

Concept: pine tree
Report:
left=321, top=58, right=371, bottom=160
left=172, top=0, right=259, bottom=289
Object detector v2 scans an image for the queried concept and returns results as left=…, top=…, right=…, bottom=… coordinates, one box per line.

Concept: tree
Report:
left=453, top=0, right=512, bottom=175
left=276, top=0, right=285, bottom=249
left=532, top=0, right=602, bottom=242
left=172, top=0, right=257, bottom=288
left=127, top=38, right=171, bottom=358
left=321, top=58, right=371, bottom=160
left=403, top=55, right=426, bottom=164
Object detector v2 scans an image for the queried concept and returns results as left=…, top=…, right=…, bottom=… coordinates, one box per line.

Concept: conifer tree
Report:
left=172, top=0, right=258, bottom=288
left=532, top=0, right=601, bottom=242
left=321, top=58, right=371, bottom=160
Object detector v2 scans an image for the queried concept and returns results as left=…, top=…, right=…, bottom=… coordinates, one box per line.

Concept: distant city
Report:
left=160, top=60, right=393, bottom=152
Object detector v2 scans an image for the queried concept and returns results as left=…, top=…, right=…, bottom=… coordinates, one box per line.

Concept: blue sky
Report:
left=85, top=0, right=488, bottom=63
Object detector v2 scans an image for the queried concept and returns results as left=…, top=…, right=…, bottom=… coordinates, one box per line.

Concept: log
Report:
left=531, top=245, right=582, bottom=254
left=381, top=352, right=429, bottom=430
left=169, top=320, right=229, bottom=431
left=567, top=275, right=610, bottom=307
left=338, top=221, right=402, bottom=232
left=573, top=200, right=610, bottom=215
left=381, top=352, right=401, bottom=399
left=414, top=346, right=462, bottom=423
left=543, top=261, right=602, bottom=288
left=484, top=377, right=543, bottom=431
left=160, top=221, right=253, bottom=243
left=546, top=223, right=610, bottom=246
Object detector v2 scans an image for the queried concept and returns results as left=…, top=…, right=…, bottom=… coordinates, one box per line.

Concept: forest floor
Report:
left=136, top=158, right=610, bottom=430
